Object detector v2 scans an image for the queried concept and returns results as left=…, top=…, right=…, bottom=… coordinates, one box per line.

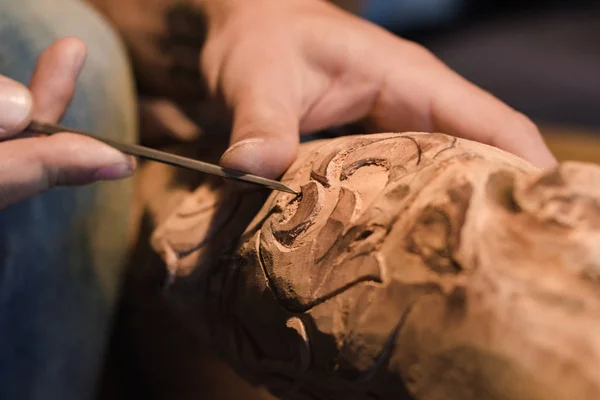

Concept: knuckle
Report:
left=39, top=161, right=59, bottom=190
left=38, top=134, right=81, bottom=187
left=399, top=39, right=438, bottom=63
left=37, top=137, right=62, bottom=187
left=513, top=111, right=541, bottom=137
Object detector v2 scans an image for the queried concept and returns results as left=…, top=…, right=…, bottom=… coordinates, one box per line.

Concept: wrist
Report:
left=191, top=0, right=252, bottom=27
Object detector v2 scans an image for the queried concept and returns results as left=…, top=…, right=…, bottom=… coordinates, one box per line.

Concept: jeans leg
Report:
left=0, top=0, right=137, bottom=399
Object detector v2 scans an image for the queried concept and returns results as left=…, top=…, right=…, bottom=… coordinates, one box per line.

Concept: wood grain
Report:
left=151, top=131, right=600, bottom=400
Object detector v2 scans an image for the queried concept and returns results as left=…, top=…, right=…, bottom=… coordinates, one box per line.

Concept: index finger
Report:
left=29, top=37, right=87, bottom=123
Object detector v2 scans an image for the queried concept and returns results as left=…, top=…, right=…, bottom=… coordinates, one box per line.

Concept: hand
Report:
left=199, top=0, right=557, bottom=178
left=0, top=38, right=135, bottom=210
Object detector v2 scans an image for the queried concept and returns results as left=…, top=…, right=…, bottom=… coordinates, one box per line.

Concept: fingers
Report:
left=0, top=37, right=85, bottom=140
left=429, top=68, right=557, bottom=168
left=217, top=48, right=301, bottom=179
left=29, top=37, right=87, bottom=122
left=369, top=42, right=557, bottom=168
left=0, top=133, right=134, bottom=210
left=220, top=98, right=299, bottom=179
left=0, top=76, right=33, bottom=138
left=0, top=37, right=135, bottom=210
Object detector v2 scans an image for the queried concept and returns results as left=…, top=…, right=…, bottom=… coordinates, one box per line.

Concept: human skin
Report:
left=85, top=0, right=557, bottom=181
left=0, top=37, right=135, bottom=210
left=0, top=2, right=137, bottom=397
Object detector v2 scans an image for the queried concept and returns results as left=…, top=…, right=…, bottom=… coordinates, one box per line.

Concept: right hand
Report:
left=199, top=0, right=557, bottom=179
left=0, top=37, right=135, bottom=210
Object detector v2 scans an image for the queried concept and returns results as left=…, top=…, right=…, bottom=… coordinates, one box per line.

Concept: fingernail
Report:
left=93, top=161, right=135, bottom=181
left=221, top=138, right=266, bottom=162
left=219, top=138, right=267, bottom=190
left=0, top=77, right=32, bottom=137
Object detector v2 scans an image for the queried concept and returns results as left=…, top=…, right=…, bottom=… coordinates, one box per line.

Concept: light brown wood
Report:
left=151, top=132, right=600, bottom=400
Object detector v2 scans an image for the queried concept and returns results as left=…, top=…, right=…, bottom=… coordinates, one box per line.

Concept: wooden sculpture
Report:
left=150, top=132, right=600, bottom=400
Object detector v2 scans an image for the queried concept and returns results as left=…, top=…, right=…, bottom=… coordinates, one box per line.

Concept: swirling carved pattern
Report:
left=151, top=132, right=600, bottom=400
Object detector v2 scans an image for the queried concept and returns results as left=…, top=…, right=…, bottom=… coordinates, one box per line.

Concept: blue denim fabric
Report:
left=360, top=0, right=464, bottom=29
left=0, top=0, right=137, bottom=399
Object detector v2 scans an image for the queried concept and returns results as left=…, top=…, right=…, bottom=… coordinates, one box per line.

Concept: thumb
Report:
left=0, top=76, right=33, bottom=138
left=219, top=98, right=299, bottom=180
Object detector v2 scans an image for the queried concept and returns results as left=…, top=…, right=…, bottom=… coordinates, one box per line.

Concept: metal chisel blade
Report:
left=26, top=120, right=299, bottom=195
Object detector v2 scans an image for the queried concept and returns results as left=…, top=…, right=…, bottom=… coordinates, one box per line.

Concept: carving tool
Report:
left=26, top=120, right=298, bottom=195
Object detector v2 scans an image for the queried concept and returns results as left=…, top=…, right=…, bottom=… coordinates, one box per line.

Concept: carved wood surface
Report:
left=151, top=132, right=600, bottom=400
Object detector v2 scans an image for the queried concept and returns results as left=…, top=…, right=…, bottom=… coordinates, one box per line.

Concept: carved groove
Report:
left=149, top=132, right=600, bottom=400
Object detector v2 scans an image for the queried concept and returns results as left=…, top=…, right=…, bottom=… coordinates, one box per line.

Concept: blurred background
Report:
left=337, top=0, right=600, bottom=163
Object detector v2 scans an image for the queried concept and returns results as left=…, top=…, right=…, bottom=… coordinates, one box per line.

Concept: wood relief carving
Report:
left=151, top=132, right=600, bottom=400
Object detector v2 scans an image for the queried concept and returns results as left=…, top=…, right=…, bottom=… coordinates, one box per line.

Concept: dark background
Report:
left=385, top=1, right=600, bottom=129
